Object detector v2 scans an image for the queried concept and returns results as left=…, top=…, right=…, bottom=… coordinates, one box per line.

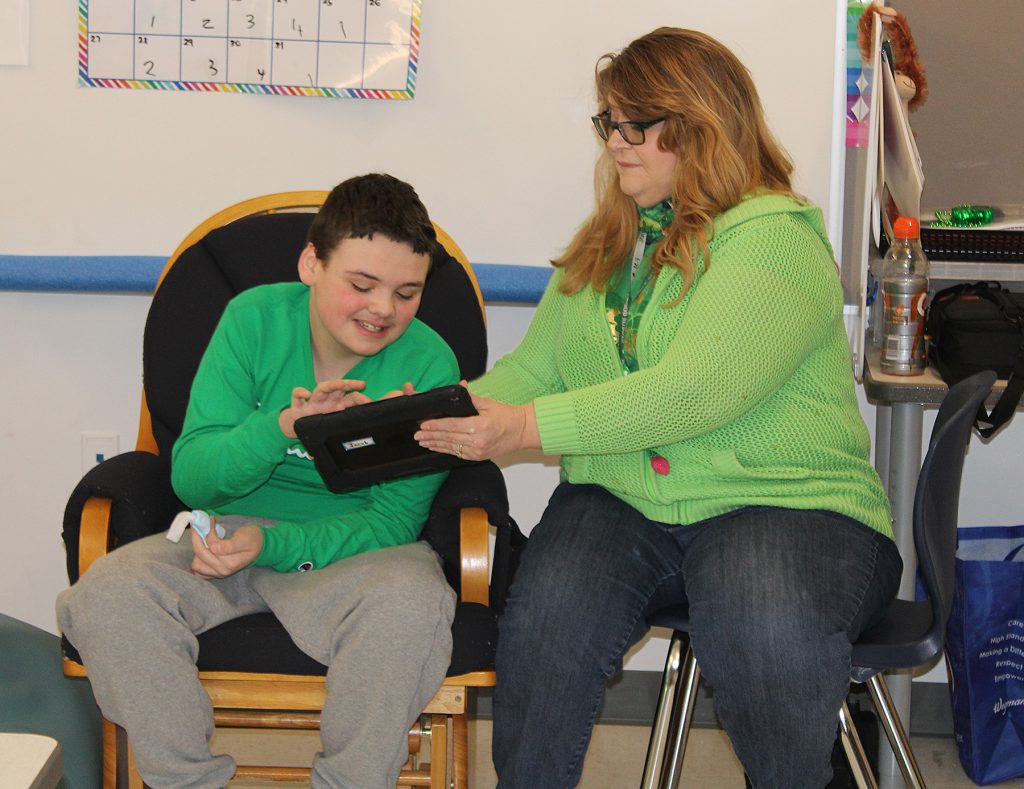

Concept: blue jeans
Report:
left=492, top=483, right=902, bottom=789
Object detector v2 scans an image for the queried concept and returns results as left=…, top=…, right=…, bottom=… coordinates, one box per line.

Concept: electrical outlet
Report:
left=81, top=432, right=119, bottom=473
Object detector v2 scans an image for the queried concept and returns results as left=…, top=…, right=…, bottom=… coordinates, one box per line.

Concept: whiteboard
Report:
left=0, top=1, right=846, bottom=271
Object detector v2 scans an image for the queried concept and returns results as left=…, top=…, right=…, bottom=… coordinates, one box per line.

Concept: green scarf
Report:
left=607, top=200, right=675, bottom=372
left=638, top=199, right=674, bottom=244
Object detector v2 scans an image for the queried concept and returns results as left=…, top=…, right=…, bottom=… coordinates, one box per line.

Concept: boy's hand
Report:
left=381, top=382, right=416, bottom=399
left=279, top=378, right=369, bottom=438
left=191, top=523, right=264, bottom=580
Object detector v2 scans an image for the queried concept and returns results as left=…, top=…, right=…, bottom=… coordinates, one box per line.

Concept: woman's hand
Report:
left=415, top=391, right=541, bottom=461
left=190, top=523, right=264, bottom=580
left=279, top=379, right=370, bottom=438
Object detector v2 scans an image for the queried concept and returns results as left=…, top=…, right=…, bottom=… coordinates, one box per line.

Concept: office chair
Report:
left=640, top=370, right=998, bottom=789
left=60, top=191, right=525, bottom=788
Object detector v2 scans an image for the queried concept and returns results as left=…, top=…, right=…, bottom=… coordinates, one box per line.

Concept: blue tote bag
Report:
left=947, top=525, right=1024, bottom=784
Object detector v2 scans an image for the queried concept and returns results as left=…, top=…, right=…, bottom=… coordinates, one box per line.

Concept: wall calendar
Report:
left=78, top=0, right=422, bottom=99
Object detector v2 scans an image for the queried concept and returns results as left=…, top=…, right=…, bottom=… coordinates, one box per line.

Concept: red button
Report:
left=650, top=455, right=670, bottom=475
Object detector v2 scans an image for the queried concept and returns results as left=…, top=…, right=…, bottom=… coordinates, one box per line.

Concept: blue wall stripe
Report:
left=0, top=256, right=551, bottom=304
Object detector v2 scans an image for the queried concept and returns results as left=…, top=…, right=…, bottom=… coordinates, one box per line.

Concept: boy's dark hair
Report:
left=307, top=173, right=437, bottom=262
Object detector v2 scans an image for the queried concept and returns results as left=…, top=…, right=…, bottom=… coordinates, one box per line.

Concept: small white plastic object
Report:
left=166, top=511, right=192, bottom=543
left=189, top=510, right=226, bottom=547
left=166, top=509, right=226, bottom=546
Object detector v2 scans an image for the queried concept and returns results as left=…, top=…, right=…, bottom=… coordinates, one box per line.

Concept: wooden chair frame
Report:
left=62, top=192, right=497, bottom=789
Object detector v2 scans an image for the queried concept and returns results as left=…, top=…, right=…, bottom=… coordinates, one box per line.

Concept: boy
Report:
left=57, top=174, right=459, bottom=788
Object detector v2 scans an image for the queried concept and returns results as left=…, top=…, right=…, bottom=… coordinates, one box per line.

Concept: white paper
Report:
left=851, top=11, right=884, bottom=382
left=0, top=0, right=29, bottom=66
left=880, top=45, right=925, bottom=224
left=868, top=14, right=882, bottom=249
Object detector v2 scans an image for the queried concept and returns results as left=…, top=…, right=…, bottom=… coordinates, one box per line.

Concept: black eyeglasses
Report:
left=591, top=112, right=665, bottom=145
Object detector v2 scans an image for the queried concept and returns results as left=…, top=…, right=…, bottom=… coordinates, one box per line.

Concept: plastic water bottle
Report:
left=880, top=216, right=929, bottom=375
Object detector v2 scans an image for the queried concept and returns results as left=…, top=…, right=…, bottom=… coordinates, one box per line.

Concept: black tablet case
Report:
left=294, top=385, right=478, bottom=492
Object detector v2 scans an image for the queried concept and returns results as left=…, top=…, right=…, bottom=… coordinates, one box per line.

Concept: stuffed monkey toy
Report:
left=858, top=2, right=928, bottom=117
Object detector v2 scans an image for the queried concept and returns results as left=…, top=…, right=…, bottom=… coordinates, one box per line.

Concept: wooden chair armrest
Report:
left=459, top=507, right=490, bottom=606
left=79, top=496, right=114, bottom=578
left=80, top=498, right=491, bottom=602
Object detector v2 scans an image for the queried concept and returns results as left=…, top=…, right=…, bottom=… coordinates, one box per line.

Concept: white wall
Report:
left=890, top=0, right=1024, bottom=210
left=4, top=2, right=1021, bottom=679
left=1, top=2, right=843, bottom=261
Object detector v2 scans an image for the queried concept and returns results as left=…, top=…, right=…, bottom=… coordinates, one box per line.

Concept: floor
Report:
left=220, top=718, right=1024, bottom=788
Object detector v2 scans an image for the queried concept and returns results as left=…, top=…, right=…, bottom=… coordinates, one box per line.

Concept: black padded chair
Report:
left=60, top=192, right=526, bottom=788
left=640, top=370, right=998, bottom=789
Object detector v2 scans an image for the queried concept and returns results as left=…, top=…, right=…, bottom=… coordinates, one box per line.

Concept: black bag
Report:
left=926, top=281, right=1024, bottom=437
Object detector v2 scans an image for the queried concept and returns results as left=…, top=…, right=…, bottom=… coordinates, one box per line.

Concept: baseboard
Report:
left=468, top=670, right=954, bottom=737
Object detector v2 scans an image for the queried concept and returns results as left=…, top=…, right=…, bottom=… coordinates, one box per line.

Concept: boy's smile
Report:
left=299, top=235, right=430, bottom=380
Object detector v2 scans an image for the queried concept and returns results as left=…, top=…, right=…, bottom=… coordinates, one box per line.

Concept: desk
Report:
left=0, top=733, right=63, bottom=789
left=862, top=350, right=1016, bottom=789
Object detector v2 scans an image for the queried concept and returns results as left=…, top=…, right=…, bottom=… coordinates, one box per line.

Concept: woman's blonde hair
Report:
left=554, top=27, right=797, bottom=296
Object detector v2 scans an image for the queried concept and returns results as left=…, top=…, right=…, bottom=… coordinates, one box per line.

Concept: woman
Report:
left=417, top=27, right=901, bottom=788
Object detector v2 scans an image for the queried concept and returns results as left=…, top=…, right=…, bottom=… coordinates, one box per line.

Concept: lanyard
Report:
left=618, top=231, right=650, bottom=363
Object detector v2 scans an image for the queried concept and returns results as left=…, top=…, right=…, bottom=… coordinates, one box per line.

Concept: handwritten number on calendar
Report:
left=246, top=14, right=255, bottom=29
left=209, top=59, right=219, bottom=76
left=257, top=68, right=266, bottom=82
left=143, top=60, right=155, bottom=76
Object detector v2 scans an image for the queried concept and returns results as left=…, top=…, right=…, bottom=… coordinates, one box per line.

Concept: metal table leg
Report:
left=877, top=401, right=923, bottom=789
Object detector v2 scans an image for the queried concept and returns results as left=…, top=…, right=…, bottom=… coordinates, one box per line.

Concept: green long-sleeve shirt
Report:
left=171, top=282, right=460, bottom=572
left=471, top=194, right=893, bottom=537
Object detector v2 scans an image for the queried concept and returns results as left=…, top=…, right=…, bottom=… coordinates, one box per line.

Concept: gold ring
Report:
left=456, top=444, right=464, bottom=459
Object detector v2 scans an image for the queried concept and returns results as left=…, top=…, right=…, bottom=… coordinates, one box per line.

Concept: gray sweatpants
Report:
left=56, top=517, right=456, bottom=789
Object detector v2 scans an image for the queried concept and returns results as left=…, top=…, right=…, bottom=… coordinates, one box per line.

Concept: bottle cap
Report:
left=893, top=216, right=920, bottom=239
